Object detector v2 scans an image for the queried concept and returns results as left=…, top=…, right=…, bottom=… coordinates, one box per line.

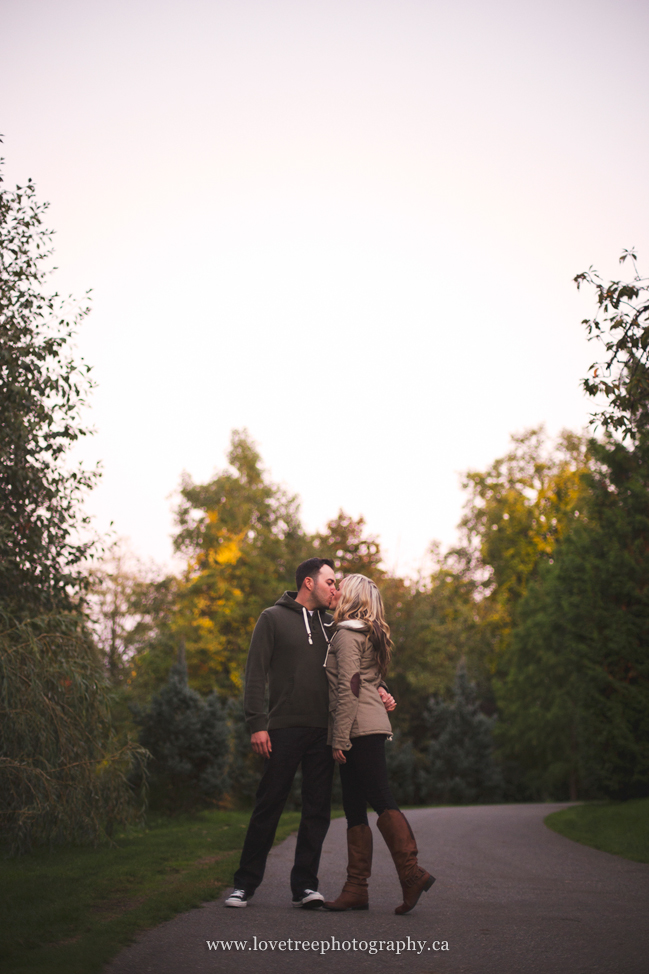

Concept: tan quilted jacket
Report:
left=325, top=620, right=392, bottom=750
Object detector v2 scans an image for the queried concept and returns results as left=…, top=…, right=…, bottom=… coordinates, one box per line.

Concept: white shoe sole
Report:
left=292, top=895, right=324, bottom=909
left=224, top=899, right=248, bottom=908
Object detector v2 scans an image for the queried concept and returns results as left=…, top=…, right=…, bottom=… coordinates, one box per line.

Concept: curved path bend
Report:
left=104, top=804, right=649, bottom=974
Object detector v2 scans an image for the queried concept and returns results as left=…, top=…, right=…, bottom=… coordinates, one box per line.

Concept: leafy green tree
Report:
left=576, top=250, right=649, bottom=441
left=497, top=439, right=649, bottom=800
left=379, top=430, right=590, bottom=775
left=0, top=151, right=97, bottom=618
left=460, top=427, right=591, bottom=668
left=0, top=150, right=145, bottom=852
left=497, top=253, right=649, bottom=800
left=313, top=510, right=384, bottom=580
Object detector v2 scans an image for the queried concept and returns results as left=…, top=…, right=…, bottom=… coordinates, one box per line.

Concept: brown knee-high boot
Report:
left=377, top=809, right=435, bottom=915
left=323, top=824, right=372, bottom=911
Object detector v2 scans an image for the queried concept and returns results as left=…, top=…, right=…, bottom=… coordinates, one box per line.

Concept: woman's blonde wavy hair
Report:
left=334, top=574, right=393, bottom=679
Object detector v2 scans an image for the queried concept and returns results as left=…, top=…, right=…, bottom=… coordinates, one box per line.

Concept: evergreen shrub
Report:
left=419, top=667, right=503, bottom=804
left=133, top=661, right=230, bottom=810
left=385, top=730, right=418, bottom=805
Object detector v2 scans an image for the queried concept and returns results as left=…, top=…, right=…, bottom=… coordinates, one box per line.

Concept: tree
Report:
left=225, top=697, right=264, bottom=806
left=0, top=609, right=147, bottom=854
left=460, top=427, right=591, bottom=668
left=384, top=731, right=419, bottom=805
left=0, top=150, right=145, bottom=851
left=382, top=553, right=491, bottom=744
left=419, top=666, right=503, bottom=805
left=0, top=149, right=97, bottom=617
left=117, top=573, right=180, bottom=702
left=87, top=539, right=174, bottom=690
left=132, top=648, right=230, bottom=811
left=312, top=510, right=384, bottom=580
left=88, top=539, right=147, bottom=684
left=170, top=429, right=311, bottom=694
left=495, top=254, right=649, bottom=800
left=496, top=443, right=649, bottom=800
left=576, top=250, right=649, bottom=441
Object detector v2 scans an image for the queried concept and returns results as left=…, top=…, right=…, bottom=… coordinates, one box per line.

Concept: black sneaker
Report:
left=292, top=889, right=325, bottom=909
left=224, top=888, right=249, bottom=908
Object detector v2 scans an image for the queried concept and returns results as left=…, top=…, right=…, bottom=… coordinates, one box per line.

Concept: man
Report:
left=225, top=557, right=394, bottom=909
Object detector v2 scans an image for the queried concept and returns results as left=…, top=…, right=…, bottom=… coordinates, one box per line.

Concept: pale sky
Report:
left=2, top=0, right=648, bottom=576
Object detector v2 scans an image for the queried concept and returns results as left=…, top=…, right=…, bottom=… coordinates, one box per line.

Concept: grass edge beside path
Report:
left=2, top=808, right=339, bottom=974
left=545, top=798, right=649, bottom=864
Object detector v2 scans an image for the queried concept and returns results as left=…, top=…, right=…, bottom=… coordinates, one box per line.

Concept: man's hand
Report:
left=251, top=730, right=272, bottom=758
left=332, top=748, right=347, bottom=764
left=378, top=686, right=396, bottom=712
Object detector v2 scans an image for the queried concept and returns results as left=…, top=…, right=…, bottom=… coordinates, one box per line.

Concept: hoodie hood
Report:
left=275, top=591, right=335, bottom=622
left=275, top=591, right=304, bottom=613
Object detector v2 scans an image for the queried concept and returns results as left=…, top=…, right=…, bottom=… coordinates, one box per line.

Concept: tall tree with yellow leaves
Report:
left=171, top=430, right=311, bottom=694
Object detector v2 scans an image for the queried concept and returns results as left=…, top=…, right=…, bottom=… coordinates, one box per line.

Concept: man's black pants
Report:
left=234, top=727, right=334, bottom=896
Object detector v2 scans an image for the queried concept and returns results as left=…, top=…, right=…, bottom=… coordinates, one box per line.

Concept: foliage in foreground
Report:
left=0, top=612, right=147, bottom=854
left=1, top=150, right=145, bottom=853
left=545, top=798, right=649, bottom=863
left=0, top=149, right=97, bottom=619
left=0, top=808, right=304, bottom=974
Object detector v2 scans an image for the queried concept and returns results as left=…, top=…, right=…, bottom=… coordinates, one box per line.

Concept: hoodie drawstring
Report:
left=320, top=614, right=333, bottom=667
left=302, top=606, right=333, bottom=663
left=302, top=607, right=313, bottom=645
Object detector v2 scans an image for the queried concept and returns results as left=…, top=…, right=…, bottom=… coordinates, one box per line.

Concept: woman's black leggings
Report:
left=338, top=733, right=400, bottom=828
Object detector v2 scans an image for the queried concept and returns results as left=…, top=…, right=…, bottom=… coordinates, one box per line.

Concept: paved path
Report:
left=104, top=804, right=649, bottom=974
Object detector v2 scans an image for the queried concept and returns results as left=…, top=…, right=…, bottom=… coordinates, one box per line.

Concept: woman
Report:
left=323, top=574, right=434, bottom=914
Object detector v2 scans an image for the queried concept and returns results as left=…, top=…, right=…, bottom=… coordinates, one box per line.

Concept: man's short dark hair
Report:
left=295, top=558, right=334, bottom=592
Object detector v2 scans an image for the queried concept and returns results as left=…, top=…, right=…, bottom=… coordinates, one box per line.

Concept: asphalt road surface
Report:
left=104, top=804, right=649, bottom=974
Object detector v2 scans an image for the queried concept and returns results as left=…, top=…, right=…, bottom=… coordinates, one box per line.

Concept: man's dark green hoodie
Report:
left=243, top=592, right=334, bottom=734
